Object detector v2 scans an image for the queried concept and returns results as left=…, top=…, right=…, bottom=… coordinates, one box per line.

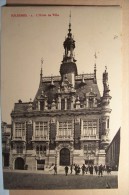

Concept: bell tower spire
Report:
left=63, top=12, right=76, bottom=63
left=60, top=13, right=78, bottom=87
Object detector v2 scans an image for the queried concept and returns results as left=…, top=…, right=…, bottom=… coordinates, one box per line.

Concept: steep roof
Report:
left=34, top=74, right=101, bottom=104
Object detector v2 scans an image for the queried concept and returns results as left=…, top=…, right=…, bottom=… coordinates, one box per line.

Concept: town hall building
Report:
left=9, top=17, right=112, bottom=170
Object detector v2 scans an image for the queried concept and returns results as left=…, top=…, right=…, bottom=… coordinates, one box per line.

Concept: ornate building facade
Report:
left=10, top=19, right=112, bottom=170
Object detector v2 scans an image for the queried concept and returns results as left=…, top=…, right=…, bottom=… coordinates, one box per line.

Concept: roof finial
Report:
left=94, top=52, right=97, bottom=61
left=41, top=57, right=43, bottom=69
left=68, top=11, right=71, bottom=34
left=40, top=57, right=43, bottom=79
left=105, top=66, right=107, bottom=72
left=94, top=63, right=96, bottom=71
left=69, top=10, right=71, bottom=24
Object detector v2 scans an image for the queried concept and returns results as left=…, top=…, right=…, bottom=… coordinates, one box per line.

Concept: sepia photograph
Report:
left=1, top=5, right=122, bottom=189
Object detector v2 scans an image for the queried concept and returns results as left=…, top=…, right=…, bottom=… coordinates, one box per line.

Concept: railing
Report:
left=80, top=135, right=99, bottom=140
left=42, top=73, right=94, bottom=82
left=12, top=136, right=26, bottom=141
left=75, top=73, right=94, bottom=80
left=56, top=135, right=73, bottom=141
left=42, top=76, right=61, bottom=82
left=32, top=136, right=49, bottom=141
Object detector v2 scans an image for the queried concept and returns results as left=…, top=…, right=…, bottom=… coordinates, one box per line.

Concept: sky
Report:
left=1, top=6, right=122, bottom=140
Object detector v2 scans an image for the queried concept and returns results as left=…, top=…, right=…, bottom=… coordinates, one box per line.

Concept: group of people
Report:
left=50, top=163, right=112, bottom=176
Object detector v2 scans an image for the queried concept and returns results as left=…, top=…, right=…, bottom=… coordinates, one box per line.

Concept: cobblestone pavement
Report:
left=3, top=170, right=118, bottom=189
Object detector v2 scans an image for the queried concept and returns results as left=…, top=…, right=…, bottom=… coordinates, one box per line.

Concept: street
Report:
left=3, top=170, right=118, bottom=189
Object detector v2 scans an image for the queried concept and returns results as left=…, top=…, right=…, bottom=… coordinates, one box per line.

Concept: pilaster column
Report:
left=93, top=97, right=96, bottom=107
left=65, top=98, right=67, bottom=110
left=86, top=97, right=89, bottom=108
left=13, top=121, right=15, bottom=139
left=58, top=96, right=61, bottom=110
left=71, top=95, right=75, bottom=109
left=38, top=101, right=40, bottom=110
left=44, top=99, right=48, bottom=110
left=81, top=119, right=83, bottom=137
left=24, top=121, right=27, bottom=140
left=33, top=121, right=35, bottom=139
left=56, top=121, right=59, bottom=138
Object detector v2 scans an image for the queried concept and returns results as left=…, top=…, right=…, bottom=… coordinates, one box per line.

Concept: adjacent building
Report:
left=106, top=128, right=120, bottom=171
left=9, top=18, right=112, bottom=170
left=2, top=122, right=11, bottom=168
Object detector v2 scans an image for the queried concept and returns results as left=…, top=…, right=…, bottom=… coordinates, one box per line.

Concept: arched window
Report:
left=44, top=146, right=46, bottom=152
left=40, top=101, right=44, bottom=110
left=107, top=119, right=109, bottom=128
left=61, top=99, right=65, bottom=110
left=67, top=98, right=71, bottom=110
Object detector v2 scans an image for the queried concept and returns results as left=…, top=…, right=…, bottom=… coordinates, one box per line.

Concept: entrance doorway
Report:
left=37, top=160, right=45, bottom=170
left=60, top=148, right=70, bottom=166
left=15, top=157, right=24, bottom=170
left=85, top=160, right=94, bottom=165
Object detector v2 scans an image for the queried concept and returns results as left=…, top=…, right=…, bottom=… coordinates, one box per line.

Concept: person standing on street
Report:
left=54, top=164, right=57, bottom=175
left=98, top=164, right=103, bottom=177
left=70, top=164, right=73, bottom=174
left=65, top=166, right=69, bottom=176
left=81, top=164, right=85, bottom=175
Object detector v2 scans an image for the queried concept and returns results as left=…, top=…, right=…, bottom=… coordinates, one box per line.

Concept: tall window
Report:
left=35, top=122, right=48, bottom=137
left=67, top=98, right=71, bottom=110
left=40, top=101, right=44, bottom=110
left=107, top=119, right=109, bottom=128
left=84, top=144, right=96, bottom=153
left=15, top=122, right=25, bottom=138
left=61, top=99, right=65, bottom=110
left=16, top=145, right=23, bottom=154
left=83, top=120, right=97, bottom=136
left=58, top=121, right=72, bottom=138
left=36, top=145, right=46, bottom=155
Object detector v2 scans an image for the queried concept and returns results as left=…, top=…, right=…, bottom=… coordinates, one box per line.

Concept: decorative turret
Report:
left=103, top=66, right=110, bottom=96
left=60, top=13, right=78, bottom=87
left=101, top=66, right=112, bottom=149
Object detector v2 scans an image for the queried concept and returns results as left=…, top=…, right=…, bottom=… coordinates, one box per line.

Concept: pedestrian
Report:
left=74, top=164, right=78, bottom=175
left=81, top=164, right=85, bottom=175
left=54, top=164, right=57, bottom=175
left=94, top=165, right=98, bottom=175
left=98, top=164, right=103, bottom=177
left=85, top=164, right=88, bottom=174
left=70, top=164, right=73, bottom=174
left=76, top=165, right=80, bottom=175
left=49, top=163, right=55, bottom=174
left=107, top=166, right=112, bottom=174
left=65, top=166, right=69, bottom=176
left=89, top=165, right=93, bottom=175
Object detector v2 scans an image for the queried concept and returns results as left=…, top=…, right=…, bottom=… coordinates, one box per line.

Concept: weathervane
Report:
left=94, top=52, right=97, bottom=61
left=41, top=57, right=44, bottom=69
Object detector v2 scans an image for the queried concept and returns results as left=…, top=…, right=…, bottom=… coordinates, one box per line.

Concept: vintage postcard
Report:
left=1, top=6, right=122, bottom=190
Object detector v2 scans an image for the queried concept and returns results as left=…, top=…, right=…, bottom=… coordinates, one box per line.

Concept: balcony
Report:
left=56, top=135, right=73, bottom=141
left=80, top=135, right=99, bottom=141
left=12, top=136, right=26, bottom=142
left=32, top=136, right=49, bottom=141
